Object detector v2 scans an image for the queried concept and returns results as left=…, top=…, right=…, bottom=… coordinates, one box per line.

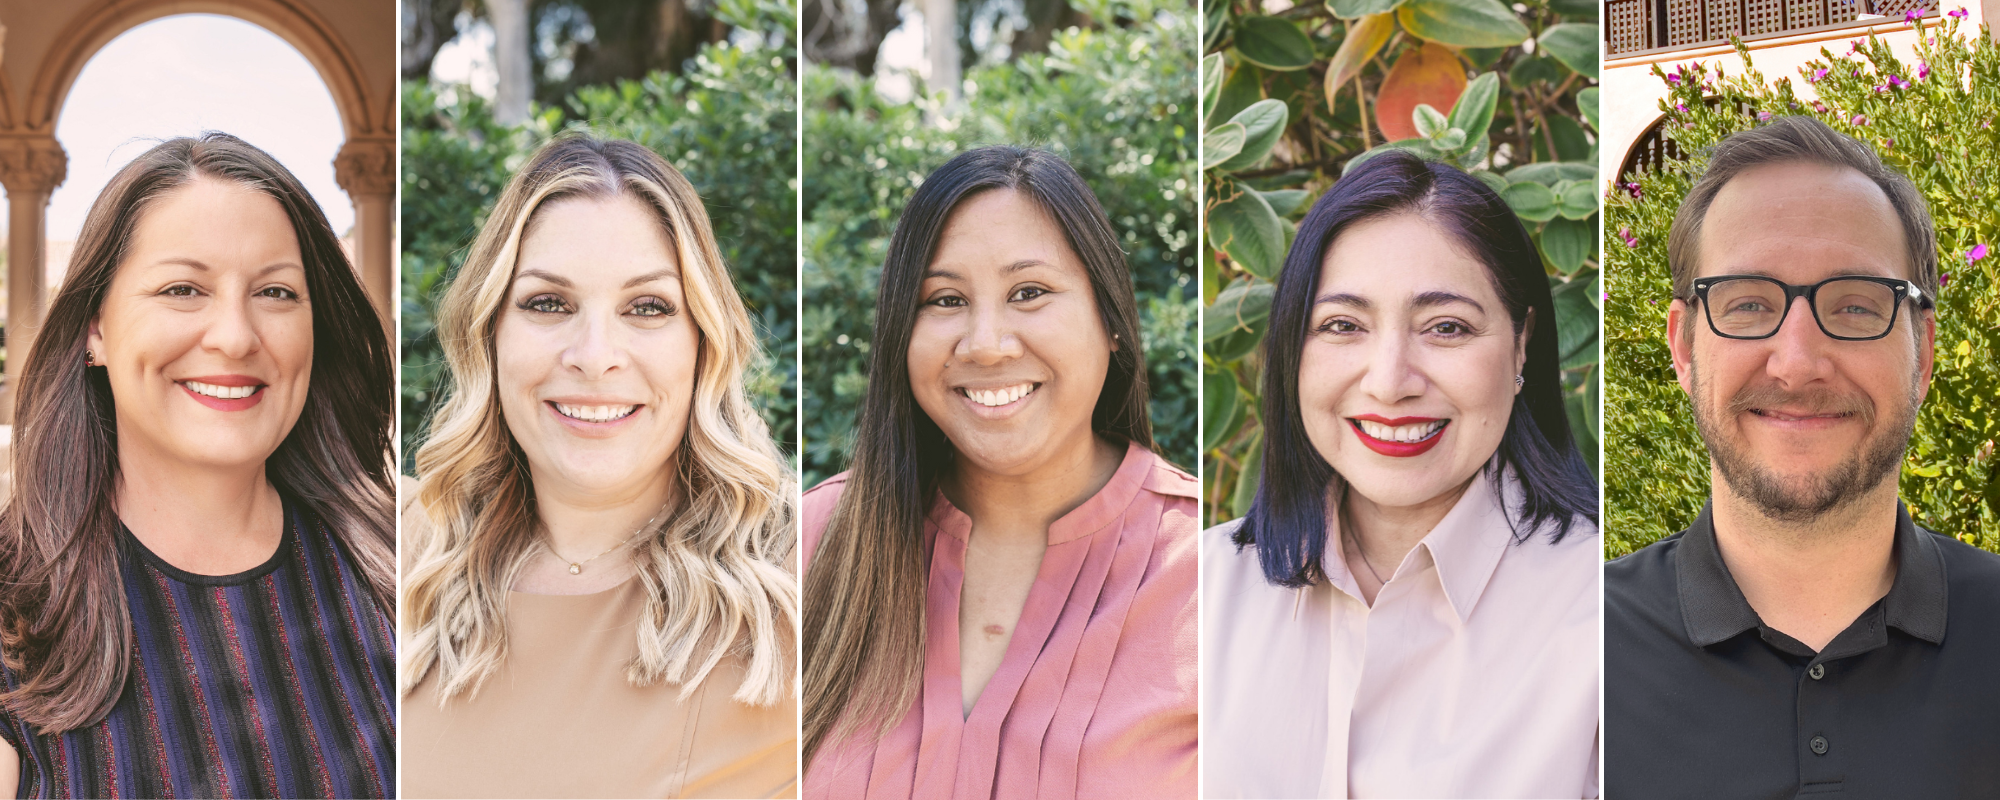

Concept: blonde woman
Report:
left=400, top=133, right=799, bottom=799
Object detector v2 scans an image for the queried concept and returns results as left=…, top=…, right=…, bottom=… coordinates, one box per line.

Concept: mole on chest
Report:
left=982, top=624, right=1007, bottom=637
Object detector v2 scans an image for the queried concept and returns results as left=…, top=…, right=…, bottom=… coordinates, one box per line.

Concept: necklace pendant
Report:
left=568, top=563, right=582, bottom=575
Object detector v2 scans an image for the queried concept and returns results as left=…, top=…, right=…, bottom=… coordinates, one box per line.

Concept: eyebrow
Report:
left=924, top=259, right=1053, bottom=280
left=515, top=268, right=681, bottom=289
left=1312, top=290, right=1487, bottom=313
left=514, top=269, right=573, bottom=287
left=152, top=258, right=303, bottom=278
left=622, top=268, right=680, bottom=288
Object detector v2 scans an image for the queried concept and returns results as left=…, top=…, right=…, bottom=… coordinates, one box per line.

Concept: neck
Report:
left=114, top=442, right=282, bottom=575
left=1339, top=471, right=1479, bottom=580
left=528, top=465, right=680, bottom=562
left=943, top=435, right=1126, bottom=541
left=1709, top=467, right=1900, bottom=652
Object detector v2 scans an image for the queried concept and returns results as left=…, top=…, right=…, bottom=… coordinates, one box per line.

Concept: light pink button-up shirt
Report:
left=1202, top=467, right=1600, bottom=799
left=802, top=441, right=1199, bottom=800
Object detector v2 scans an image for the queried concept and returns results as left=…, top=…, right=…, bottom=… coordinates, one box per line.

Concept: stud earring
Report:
left=84, top=350, right=93, bottom=366
left=1514, top=374, right=1524, bottom=389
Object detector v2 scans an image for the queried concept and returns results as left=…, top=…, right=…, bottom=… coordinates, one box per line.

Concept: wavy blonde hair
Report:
left=401, top=133, right=797, bottom=706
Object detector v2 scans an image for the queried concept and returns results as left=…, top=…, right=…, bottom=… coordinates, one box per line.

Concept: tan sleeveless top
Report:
left=401, top=578, right=798, bottom=798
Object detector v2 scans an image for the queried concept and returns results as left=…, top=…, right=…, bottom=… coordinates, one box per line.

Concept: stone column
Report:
left=0, top=137, right=67, bottom=423
left=335, top=138, right=395, bottom=327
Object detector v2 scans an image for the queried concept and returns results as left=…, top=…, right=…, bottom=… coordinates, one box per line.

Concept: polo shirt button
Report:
left=1811, top=735, right=1829, bottom=755
left=1809, top=664, right=1825, bottom=680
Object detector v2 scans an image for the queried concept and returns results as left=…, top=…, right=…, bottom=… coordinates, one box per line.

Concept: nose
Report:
left=1357, top=329, right=1427, bottom=404
left=954, top=299, right=1023, bottom=365
left=199, top=292, right=261, bottom=360
left=1761, top=295, right=1837, bottom=388
left=561, top=308, right=628, bottom=378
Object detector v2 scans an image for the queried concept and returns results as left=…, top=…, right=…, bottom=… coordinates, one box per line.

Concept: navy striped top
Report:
left=0, top=498, right=396, bottom=798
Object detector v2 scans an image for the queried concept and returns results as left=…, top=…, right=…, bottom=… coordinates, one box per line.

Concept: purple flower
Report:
left=1852, top=113, right=1869, bottom=125
left=1850, top=39, right=1866, bottom=53
left=1905, top=7, right=1922, bottom=21
left=1950, top=6, right=1968, bottom=18
left=1602, top=291, right=1610, bottom=301
left=1812, top=100, right=1831, bottom=113
left=1624, top=182, right=1644, bottom=200
left=1918, top=62, right=1932, bottom=80
left=1758, top=111, right=1774, bottom=121
left=1810, top=67, right=1829, bottom=82
left=1667, top=71, right=1682, bottom=85
left=1675, top=103, right=1690, bottom=113
left=1619, top=227, right=1638, bottom=248
left=1889, top=74, right=1910, bottom=88
left=1968, top=243, right=1989, bottom=263
left=1883, top=137, right=1895, bottom=148
left=1874, top=84, right=1891, bottom=93
left=1942, top=272, right=1952, bottom=287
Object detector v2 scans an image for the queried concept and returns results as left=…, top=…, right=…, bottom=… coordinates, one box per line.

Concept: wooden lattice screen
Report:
left=1605, top=0, right=1935, bottom=55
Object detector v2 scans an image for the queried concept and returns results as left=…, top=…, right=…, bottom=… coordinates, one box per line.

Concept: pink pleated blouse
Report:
left=800, top=441, right=1199, bottom=800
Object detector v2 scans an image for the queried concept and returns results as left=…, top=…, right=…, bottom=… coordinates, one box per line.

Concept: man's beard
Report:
left=1689, top=363, right=1918, bottom=524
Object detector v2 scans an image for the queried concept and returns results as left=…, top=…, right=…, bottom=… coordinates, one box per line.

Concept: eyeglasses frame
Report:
left=1686, top=274, right=1933, bottom=341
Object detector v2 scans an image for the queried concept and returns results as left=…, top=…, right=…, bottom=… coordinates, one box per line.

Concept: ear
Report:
left=1111, top=330, right=1121, bottom=353
left=1915, top=306, right=1937, bottom=405
left=1514, top=306, right=1535, bottom=380
left=86, top=313, right=105, bottom=364
left=1666, top=298, right=1695, bottom=397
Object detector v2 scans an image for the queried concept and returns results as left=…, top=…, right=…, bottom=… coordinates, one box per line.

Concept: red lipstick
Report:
left=1348, top=415, right=1448, bottom=458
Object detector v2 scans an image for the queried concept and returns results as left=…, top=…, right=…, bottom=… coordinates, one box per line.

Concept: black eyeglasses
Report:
left=1688, top=275, right=1932, bottom=341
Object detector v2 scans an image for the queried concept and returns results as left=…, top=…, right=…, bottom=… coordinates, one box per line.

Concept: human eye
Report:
left=517, top=293, right=571, bottom=314
left=1427, top=319, right=1477, bottom=338
left=1010, top=286, right=1049, bottom=302
left=255, top=285, right=301, bottom=301
left=925, top=294, right=967, bottom=308
left=160, top=283, right=203, bottom=298
left=1315, top=316, right=1363, bottom=336
left=628, top=296, right=678, bottom=317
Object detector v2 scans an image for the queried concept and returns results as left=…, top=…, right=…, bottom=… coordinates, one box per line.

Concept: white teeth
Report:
left=554, top=403, right=638, bottom=422
left=964, top=383, right=1036, bottom=408
left=184, top=381, right=259, bottom=399
left=1357, top=419, right=1446, bottom=443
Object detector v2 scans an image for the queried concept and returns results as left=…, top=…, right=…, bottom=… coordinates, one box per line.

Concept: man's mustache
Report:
left=1723, top=384, right=1877, bottom=426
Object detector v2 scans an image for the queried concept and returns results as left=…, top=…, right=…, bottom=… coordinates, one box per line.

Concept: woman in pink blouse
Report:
left=800, top=146, right=1197, bottom=800
left=1202, top=151, right=1601, bottom=799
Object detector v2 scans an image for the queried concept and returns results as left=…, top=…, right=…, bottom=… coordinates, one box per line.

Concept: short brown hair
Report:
left=1667, top=116, right=1937, bottom=305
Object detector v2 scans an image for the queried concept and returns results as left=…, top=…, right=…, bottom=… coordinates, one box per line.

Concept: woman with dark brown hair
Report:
left=800, top=145, right=1197, bottom=799
left=0, top=133, right=396, bottom=799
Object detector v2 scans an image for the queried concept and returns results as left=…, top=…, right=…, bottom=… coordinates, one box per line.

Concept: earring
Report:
left=1514, top=374, right=1524, bottom=389
left=84, top=350, right=93, bottom=366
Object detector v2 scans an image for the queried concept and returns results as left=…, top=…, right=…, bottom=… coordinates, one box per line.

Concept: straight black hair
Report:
left=1234, top=150, right=1597, bottom=588
left=802, top=145, right=1152, bottom=762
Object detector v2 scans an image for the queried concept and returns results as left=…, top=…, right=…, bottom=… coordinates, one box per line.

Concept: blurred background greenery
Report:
left=399, top=0, right=798, bottom=469
left=1200, top=0, right=1600, bottom=527
left=1604, top=20, right=2000, bottom=556
left=800, top=0, right=1199, bottom=488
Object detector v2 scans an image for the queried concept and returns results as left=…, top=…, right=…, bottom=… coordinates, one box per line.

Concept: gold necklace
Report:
left=541, top=504, right=669, bottom=575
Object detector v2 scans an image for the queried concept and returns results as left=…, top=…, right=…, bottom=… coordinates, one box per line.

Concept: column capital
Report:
left=0, top=137, right=68, bottom=196
left=334, top=138, right=395, bottom=198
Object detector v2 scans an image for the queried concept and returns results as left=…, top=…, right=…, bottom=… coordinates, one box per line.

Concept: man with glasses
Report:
left=1606, top=116, right=2000, bottom=797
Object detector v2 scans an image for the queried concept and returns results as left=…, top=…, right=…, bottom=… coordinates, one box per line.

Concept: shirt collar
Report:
left=1416, top=465, right=1519, bottom=623
left=927, top=440, right=1158, bottom=546
left=1675, top=500, right=1948, bottom=648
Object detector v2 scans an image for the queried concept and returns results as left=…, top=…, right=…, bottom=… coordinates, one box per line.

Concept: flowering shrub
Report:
left=1603, top=14, right=2000, bottom=556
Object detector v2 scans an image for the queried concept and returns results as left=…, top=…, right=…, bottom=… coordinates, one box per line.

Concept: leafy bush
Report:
left=400, top=0, right=798, bottom=468
left=800, top=0, right=1199, bottom=488
left=1201, top=0, right=1601, bottom=527
left=1603, top=15, right=2000, bottom=556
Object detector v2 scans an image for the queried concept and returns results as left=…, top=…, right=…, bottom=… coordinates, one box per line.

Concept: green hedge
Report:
left=800, top=0, right=1199, bottom=489
left=1603, top=15, right=2000, bottom=556
left=1200, top=0, right=1601, bottom=528
left=400, top=0, right=798, bottom=467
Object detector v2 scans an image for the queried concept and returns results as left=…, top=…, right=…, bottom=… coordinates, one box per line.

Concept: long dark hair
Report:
left=801, top=145, right=1152, bottom=763
left=0, top=133, right=395, bottom=731
left=1235, top=150, right=1597, bottom=588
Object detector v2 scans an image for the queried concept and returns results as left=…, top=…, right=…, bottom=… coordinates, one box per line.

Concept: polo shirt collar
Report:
left=1676, top=500, right=1948, bottom=648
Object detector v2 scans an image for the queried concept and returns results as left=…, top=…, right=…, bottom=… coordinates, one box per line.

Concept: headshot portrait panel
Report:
left=1600, top=15, right=2000, bottom=797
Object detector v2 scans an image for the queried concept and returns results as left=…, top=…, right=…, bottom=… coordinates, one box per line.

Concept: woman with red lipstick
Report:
left=799, top=146, right=1198, bottom=799
left=1201, top=151, right=1601, bottom=799
left=399, top=134, right=798, bottom=798
left=0, top=134, right=396, bottom=798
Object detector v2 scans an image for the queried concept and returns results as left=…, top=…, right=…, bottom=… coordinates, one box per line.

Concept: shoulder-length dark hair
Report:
left=1235, top=150, right=1597, bottom=588
left=801, top=145, right=1152, bottom=762
left=0, top=133, right=395, bottom=732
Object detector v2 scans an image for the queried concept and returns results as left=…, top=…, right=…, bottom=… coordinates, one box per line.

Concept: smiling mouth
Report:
left=1352, top=418, right=1448, bottom=443
left=181, top=380, right=264, bottom=400
left=959, top=383, right=1039, bottom=408
left=551, top=402, right=639, bottom=422
left=1748, top=408, right=1855, bottom=422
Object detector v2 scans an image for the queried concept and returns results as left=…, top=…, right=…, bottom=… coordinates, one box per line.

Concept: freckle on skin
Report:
left=984, top=624, right=1006, bottom=637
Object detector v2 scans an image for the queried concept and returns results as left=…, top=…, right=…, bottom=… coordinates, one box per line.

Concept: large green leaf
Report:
left=1214, top=99, right=1290, bottom=172
left=1448, top=72, right=1501, bottom=145
left=1203, top=367, right=1241, bottom=451
left=1506, top=160, right=1595, bottom=185
left=1507, top=54, right=1564, bottom=87
left=1550, top=0, right=1598, bottom=20
left=1203, top=280, right=1279, bottom=342
left=1232, top=434, right=1265, bottom=517
left=1235, top=16, right=1316, bottom=71
left=1566, top=375, right=1598, bottom=473
left=1503, top=181, right=1558, bottom=221
left=1212, top=63, right=1265, bottom=130
left=1578, top=86, right=1600, bottom=130
left=1204, top=122, right=1248, bottom=170
left=1328, top=0, right=1408, bottom=19
left=1541, top=215, right=1594, bottom=274
left=1539, top=24, right=1600, bottom=79
left=1556, top=180, right=1598, bottom=220
left=1325, top=13, right=1396, bottom=95
left=1397, top=0, right=1530, bottom=48
left=1208, top=182, right=1286, bottom=279
left=1202, top=53, right=1225, bottom=121
left=1261, top=188, right=1310, bottom=216
left=1550, top=270, right=1600, bottom=369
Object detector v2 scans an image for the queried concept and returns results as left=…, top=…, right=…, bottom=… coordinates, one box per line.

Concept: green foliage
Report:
left=801, top=0, right=1199, bottom=488
left=1203, top=0, right=1600, bottom=527
left=400, top=1, right=798, bottom=468
left=1603, top=17, right=2000, bottom=556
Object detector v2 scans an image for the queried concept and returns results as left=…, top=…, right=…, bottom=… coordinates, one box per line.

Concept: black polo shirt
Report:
left=1605, top=501, right=2000, bottom=798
